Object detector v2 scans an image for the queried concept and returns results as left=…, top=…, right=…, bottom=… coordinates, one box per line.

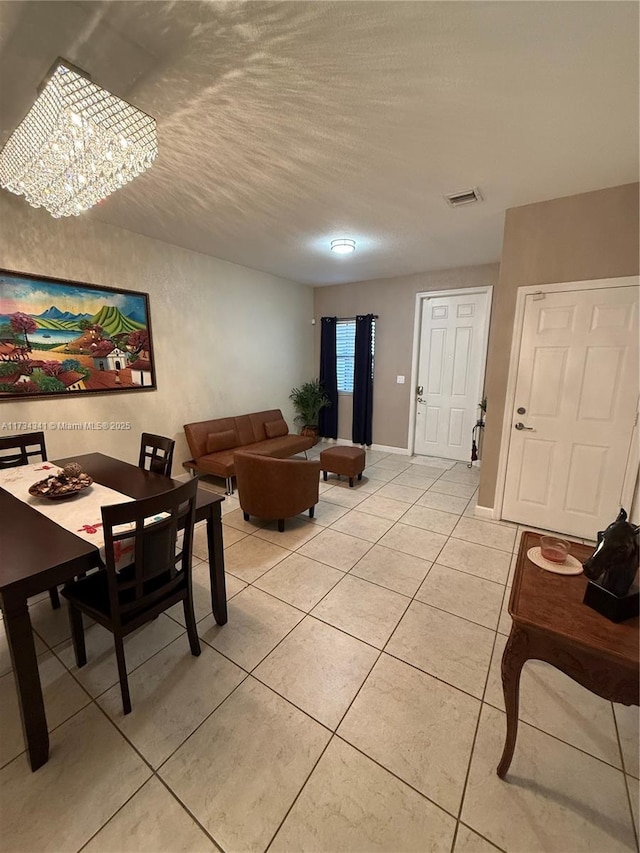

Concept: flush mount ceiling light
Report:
left=330, top=238, right=356, bottom=255
left=0, top=58, right=157, bottom=218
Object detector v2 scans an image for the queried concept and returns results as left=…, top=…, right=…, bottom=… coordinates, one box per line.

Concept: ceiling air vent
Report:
left=444, top=187, right=483, bottom=207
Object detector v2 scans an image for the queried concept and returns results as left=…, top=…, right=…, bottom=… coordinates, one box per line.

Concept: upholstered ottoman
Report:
left=320, top=446, right=366, bottom=487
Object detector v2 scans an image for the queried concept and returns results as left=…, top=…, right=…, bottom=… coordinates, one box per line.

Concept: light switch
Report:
left=396, top=375, right=405, bottom=384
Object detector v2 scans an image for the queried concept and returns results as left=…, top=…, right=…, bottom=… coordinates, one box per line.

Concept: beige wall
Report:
left=479, top=182, right=640, bottom=509
left=313, top=264, right=499, bottom=449
left=0, top=193, right=314, bottom=471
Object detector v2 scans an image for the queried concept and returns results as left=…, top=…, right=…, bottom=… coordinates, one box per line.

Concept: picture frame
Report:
left=0, top=269, right=156, bottom=400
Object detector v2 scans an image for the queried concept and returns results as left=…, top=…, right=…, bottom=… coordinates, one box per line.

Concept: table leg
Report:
left=497, top=625, right=529, bottom=779
left=1, top=593, right=49, bottom=771
left=206, top=503, right=228, bottom=625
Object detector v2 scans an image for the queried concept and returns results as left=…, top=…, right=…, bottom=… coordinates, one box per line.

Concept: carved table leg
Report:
left=497, top=624, right=529, bottom=779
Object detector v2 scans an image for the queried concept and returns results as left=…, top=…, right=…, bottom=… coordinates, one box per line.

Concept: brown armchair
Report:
left=234, top=451, right=320, bottom=532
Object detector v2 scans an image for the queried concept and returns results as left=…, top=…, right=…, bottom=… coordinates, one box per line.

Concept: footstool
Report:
left=319, top=446, right=366, bottom=487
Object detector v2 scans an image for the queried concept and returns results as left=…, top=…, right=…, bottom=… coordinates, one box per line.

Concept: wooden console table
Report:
left=498, top=531, right=639, bottom=778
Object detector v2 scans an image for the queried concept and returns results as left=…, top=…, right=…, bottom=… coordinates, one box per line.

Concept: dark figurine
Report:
left=583, top=508, right=639, bottom=597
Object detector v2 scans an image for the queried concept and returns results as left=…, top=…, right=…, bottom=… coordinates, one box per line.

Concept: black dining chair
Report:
left=0, top=432, right=61, bottom=610
left=138, top=433, right=175, bottom=477
left=61, top=478, right=200, bottom=714
left=0, top=431, right=48, bottom=469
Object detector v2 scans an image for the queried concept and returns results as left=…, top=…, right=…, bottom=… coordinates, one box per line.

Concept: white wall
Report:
left=0, top=193, right=314, bottom=471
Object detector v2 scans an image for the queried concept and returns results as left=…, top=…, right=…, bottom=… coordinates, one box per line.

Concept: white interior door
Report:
left=414, top=291, right=490, bottom=461
left=502, top=284, right=639, bottom=538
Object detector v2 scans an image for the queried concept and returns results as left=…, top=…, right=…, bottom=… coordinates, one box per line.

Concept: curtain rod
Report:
left=336, top=315, right=379, bottom=321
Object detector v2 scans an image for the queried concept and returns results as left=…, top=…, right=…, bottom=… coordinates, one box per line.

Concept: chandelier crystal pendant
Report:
left=0, top=58, right=157, bottom=218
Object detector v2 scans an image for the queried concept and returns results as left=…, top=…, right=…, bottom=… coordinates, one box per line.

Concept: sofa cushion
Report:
left=264, top=419, right=288, bottom=439
left=231, top=415, right=255, bottom=446
left=196, top=450, right=236, bottom=477
left=185, top=417, right=237, bottom=460
left=206, top=429, right=238, bottom=453
left=242, top=435, right=314, bottom=458
left=249, top=410, right=286, bottom=442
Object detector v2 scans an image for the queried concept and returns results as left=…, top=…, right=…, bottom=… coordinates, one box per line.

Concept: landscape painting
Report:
left=0, top=270, right=156, bottom=399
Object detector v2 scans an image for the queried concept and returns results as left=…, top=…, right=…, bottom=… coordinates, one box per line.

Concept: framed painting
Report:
left=0, top=269, right=156, bottom=399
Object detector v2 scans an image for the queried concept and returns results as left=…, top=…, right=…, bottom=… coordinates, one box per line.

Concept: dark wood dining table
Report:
left=0, top=452, right=226, bottom=772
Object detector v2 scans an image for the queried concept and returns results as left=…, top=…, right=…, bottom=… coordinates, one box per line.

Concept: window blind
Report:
left=336, top=319, right=376, bottom=392
left=336, top=320, right=355, bottom=392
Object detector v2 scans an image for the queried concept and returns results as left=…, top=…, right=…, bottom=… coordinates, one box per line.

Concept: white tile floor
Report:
left=1, top=443, right=638, bottom=853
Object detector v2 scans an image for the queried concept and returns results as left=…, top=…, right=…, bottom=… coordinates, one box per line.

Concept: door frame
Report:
left=495, top=275, right=640, bottom=522
left=408, top=285, right=493, bottom=458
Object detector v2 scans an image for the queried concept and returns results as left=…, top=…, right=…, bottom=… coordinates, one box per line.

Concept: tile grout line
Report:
left=451, top=581, right=512, bottom=839
left=611, top=704, right=639, bottom=845
left=296, top=471, right=484, bottom=844
left=7, top=448, right=617, bottom=853
left=241, top=454, right=476, bottom=847
left=9, top=656, right=228, bottom=853
left=252, top=452, right=631, bottom=850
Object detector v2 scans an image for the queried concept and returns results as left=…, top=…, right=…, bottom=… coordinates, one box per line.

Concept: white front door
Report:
left=502, top=283, right=639, bottom=538
left=414, top=290, right=491, bottom=461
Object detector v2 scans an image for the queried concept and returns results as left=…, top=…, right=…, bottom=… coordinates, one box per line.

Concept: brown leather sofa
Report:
left=234, top=451, right=320, bottom=531
left=184, top=409, right=314, bottom=493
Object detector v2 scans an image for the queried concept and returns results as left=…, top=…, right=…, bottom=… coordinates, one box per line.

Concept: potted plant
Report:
left=289, top=379, right=330, bottom=443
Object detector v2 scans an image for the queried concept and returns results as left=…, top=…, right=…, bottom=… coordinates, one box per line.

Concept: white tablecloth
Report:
left=0, top=461, right=134, bottom=565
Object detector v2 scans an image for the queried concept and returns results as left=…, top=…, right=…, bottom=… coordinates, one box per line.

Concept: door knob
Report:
left=514, top=422, right=534, bottom=431
left=417, top=397, right=426, bottom=404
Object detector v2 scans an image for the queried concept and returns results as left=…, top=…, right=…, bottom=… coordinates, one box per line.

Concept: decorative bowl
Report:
left=540, top=535, right=570, bottom=564
left=29, top=472, right=93, bottom=500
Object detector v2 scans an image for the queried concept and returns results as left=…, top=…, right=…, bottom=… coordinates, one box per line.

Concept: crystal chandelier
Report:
left=0, top=58, right=157, bottom=218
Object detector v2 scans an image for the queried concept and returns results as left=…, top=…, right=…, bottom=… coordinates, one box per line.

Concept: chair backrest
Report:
left=138, top=432, right=175, bottom=477
left=101, top=477, right=198, bottom=625
left=0, top=431, right=47, bottom=469
left=234, top=450, right=320, bottom=519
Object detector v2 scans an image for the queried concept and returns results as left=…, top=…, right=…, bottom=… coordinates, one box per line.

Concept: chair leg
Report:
left=243, top=512, right=250, bottom=522
left=114, top=635, right=132, bottom=715
left=68, top=604, right=87, bottom=668
left=323, top=471, right=327, bottom=481
left=309, top=505, right=315, bottom=518
left=48, top=586, right=61, bottom=609
left=278, top=519, right=285, bottom=532
left=358, top=472, right=363, bottom=481
left=183, top=599, right=201, bottom=657
left=225, top=477, right=234, bottom=495
left=349, top=477, right=354, bottom=487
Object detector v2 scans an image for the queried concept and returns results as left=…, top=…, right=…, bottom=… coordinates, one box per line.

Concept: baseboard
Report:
left=473, top=504, right=496, bottom=520
left=326, top=437, right=410, bottom=456
left=173, top=472, right=191, bottom=482
left=370, top=443, right=411, bottom=455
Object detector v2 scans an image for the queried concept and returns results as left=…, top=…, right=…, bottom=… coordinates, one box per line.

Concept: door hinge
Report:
left=532, top=291, right=545, bottom=301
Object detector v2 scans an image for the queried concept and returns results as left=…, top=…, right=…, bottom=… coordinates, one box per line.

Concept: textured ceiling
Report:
left=0, top=1, right=638, bottom=285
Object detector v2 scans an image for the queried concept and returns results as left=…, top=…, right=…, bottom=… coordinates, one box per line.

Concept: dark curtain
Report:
left=318, top=316, right=338, bottom=439
left=352, top=314, right=374, bottom=446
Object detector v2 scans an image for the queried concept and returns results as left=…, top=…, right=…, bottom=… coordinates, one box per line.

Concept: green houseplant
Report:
left=289, top=379, right=330, bottom=441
